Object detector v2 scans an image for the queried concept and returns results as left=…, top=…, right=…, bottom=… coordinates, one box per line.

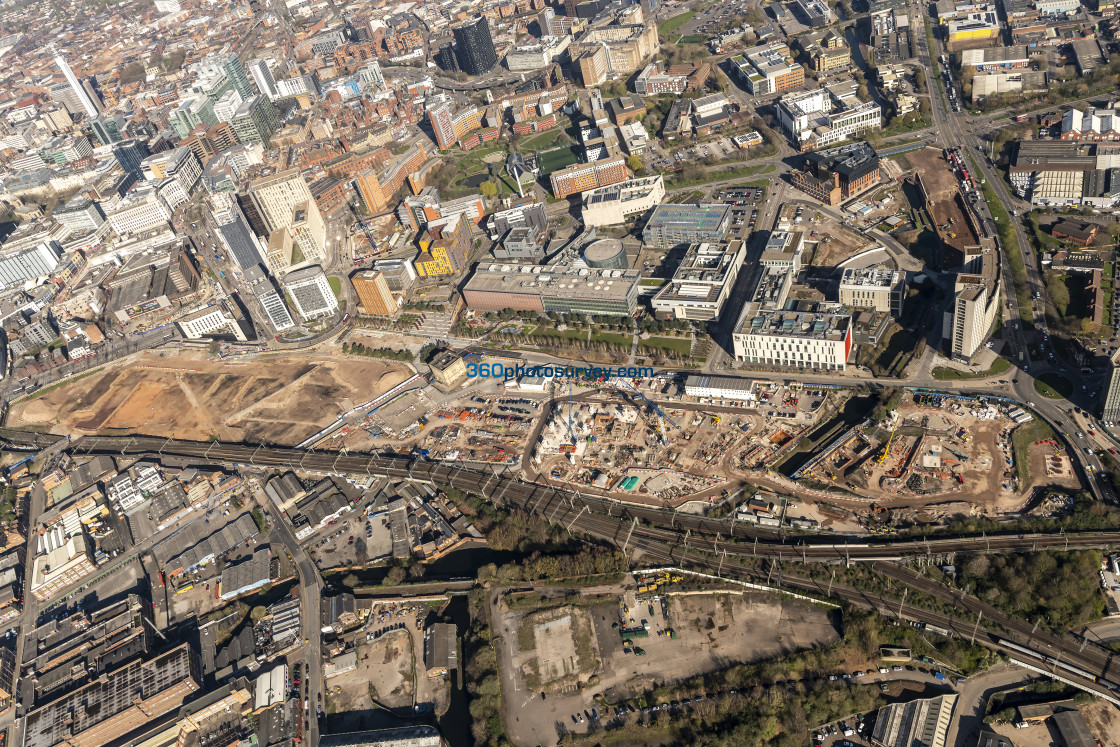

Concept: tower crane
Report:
left=568, top=381, right=576, bottom=445
left=618, top=380, right=679, bottom=446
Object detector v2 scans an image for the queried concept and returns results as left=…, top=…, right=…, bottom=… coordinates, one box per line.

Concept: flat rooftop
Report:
left=464, top=263, right=640, bottom=301
left=736, top=307, right=850, bottom=340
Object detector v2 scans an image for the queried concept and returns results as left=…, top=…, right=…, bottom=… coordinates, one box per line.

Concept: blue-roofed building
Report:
left=641, top=203, right=731, bottom=249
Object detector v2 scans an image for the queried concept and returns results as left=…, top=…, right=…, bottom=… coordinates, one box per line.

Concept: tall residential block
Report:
left=414, top=213, right=471, bottom=278
left=352, top=270, right=397, bottom=315
left=53, top=47, right=99, bottom=118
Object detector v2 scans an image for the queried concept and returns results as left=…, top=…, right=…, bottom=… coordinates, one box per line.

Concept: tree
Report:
left=480, top=180, right=498, bottom=198
left=383, top=566, right=407, bottom=586
left=626, top=155, right=643, bottom=172
left=250, top=606, right=268, bottom=624
left=119, top=61, right=146, bottom=85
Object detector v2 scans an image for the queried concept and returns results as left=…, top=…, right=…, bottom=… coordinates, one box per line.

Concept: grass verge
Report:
left=1011, top=417, right=1058, bottom=489
left=1034, top=373, right=1073, bottom=399
left=971, top=154, right=1032, bottom=330
left=931, top=357, right=1011, bottom=380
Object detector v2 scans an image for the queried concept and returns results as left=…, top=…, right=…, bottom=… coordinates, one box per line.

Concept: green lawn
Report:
left=659, top=9, right=697, bottom=36
left=1034, top=373, right=1073, bottom=399
left=531, top=327, right=633, bottom=346
left=538, top=146, right=580, bottom=175
left=327, top=276, right=342, bottom=298
left=931, top=357, right=1011, bottom=380
left=666, top=163, right=775, bottom=190
left=521, top=129, right=567, bottom=151
left=639, top=278, right=667, bottom=287
left=639, top=336, right=692, bottom=355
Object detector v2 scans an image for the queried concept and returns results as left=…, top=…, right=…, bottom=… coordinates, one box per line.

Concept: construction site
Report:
left=530, top=383, right=758, bottom=503
left=784, top=391, right=1073, bottom=525
left=493, top=572, right=840, bottom=746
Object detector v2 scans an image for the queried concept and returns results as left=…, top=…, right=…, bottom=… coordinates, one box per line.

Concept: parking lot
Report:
left=309, top=512, right=392, bottom=568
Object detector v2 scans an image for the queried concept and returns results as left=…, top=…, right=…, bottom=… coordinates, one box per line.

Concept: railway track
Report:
left=65, top=434, right=1120, bottom=558
left=58, top=435, right=1120, bottom=694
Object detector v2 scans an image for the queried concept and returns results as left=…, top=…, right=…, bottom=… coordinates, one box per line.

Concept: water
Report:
left=439, top=594, right=472, bottom=746
left=461, top=172, right=488, bottom=188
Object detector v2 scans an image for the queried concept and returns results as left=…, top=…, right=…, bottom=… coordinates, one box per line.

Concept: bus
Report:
left=158, top=571, right=165, bottom=587
left=1014, top=114, right=1029, bottom=122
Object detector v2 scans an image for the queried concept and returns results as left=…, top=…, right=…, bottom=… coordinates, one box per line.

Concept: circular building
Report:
left=583, top=239, right=628, bottom=270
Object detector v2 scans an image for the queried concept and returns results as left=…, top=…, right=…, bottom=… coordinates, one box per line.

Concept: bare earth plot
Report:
left=347, top=631, right=414, bottom=711
left=496, top=585, right=840, bottom=747
left=8, top=349, right=411, bottom=445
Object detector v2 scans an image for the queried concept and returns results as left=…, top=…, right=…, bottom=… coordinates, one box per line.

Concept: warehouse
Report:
left=24, top=643, right=202, bottom=747
left=219, top=547, right=272, bottom=600
left=684, top=374, right=758, bottom=402
left=318, top=727, right=443, bottom=747
left=423, top=623, right=459, bottom=677
left=871, top=693, right=957, bottom=747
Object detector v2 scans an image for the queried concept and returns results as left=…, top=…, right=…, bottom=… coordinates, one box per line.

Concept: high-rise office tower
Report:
left=220, top=53, right=254, bottom=99
left=52, top=47, right=99, bottom=119
left=231, top=95, right=280, bottom=145
left=111, top=139, right=151, bottom=177
left=90, top=114, right=126, bottom=146
left=452, top=17, right=498, bottom=76
left=249, top=169, right=326, bottom=274
left=436, top=44, right=459, bottom=73
left=249, top=59, right=279, bottom=100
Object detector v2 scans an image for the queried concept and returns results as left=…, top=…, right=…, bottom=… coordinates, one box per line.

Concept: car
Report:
left=893, top=665, right=903, bottom=671
left=571, top=715, right=578, bottom=724
left=578, top=713, right=585, bottom=723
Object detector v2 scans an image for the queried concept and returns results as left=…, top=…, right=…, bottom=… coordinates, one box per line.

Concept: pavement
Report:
left=944, top=662, right=1040, bottom=747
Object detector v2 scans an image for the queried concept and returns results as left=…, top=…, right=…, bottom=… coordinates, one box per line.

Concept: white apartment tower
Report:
left=249, top=169, right=326, bottom=274
left=52, top=47, right=99, bottom=119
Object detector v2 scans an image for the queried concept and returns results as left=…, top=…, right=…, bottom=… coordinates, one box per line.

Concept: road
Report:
left=944, top=662, right=1040, bottom=747
left=255, top=480, right=325, bottom=745
left=902, top=0, right=1116, bottom=499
